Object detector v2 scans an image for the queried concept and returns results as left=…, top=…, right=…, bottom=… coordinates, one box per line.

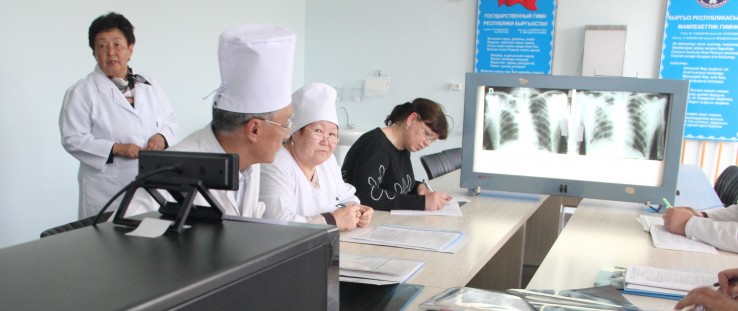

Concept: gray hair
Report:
left=211, top=108, right=276, bottom=133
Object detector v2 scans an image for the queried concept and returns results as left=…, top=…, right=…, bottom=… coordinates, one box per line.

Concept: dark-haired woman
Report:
left=59, top=12, right=178, bottom=218
left=341, top=98, right=452, bottom=211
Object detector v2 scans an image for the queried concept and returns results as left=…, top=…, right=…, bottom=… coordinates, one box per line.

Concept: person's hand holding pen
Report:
left=675, top=269, right=738, bottom=311
left=420, top=179, right=452, bottom=211
left=663, top=205, right=704, bottom=236
left=715, top=269, right=738, bottom=296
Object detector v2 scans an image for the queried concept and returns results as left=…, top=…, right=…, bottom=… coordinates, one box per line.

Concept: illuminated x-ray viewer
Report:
left=461, top=73, right=688, bottom=207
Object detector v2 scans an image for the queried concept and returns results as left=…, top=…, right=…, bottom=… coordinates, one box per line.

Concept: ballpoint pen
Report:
left=713, top=276, right=738, bottom=287
left=423, top=179, right=434, bottom=193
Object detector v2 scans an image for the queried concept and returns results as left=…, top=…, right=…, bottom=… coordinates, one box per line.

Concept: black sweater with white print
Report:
left=341, top=128, right=425, bottom=211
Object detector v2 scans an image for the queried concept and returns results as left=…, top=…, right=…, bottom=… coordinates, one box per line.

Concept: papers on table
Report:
left=649, top=224, right=718, bottom=253
left=390, top=199, right=464, bottom=217
left=637, top=214, right=664, bottom=232
left=339, top=253, right=424, bottom=285
left=341, top=224, right=467, bottom=253
left=623, top=265, right=717, bottom=300
left=125, top=218, right=173, bottom=238
left=637, top=214, right=718, bottom=254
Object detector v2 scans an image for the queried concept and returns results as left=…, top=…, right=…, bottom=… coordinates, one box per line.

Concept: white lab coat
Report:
left=260, top=147, right=359, bottom=223
left=685, top=204, right=738, bottom=253
left=60, top=66, right=177, bottom=219
left=124, top=124, right=265, bottom=218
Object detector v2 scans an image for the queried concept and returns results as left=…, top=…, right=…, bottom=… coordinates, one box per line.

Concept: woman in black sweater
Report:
left=341, top=98, right=452, bottom=211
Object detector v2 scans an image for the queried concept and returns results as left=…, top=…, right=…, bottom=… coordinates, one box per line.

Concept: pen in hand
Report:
left=662, top=197, right=673, bottom=209
left=422, top=179, right=434, bottom=193
left=713, top=276, right=738, bottom=287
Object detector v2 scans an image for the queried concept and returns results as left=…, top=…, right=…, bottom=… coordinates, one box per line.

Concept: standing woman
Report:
left=342, top=98, right=452, bottom=211
left=59, top=12, right=178, bottom=218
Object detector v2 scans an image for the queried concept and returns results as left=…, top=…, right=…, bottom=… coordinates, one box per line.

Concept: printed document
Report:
left=341, top=224, right=467, bottom=253
left=339, top=253, right=423, bottom=285
left=624, top=265, right=717, bottom=299
left=636, top=215, right=718, bottom=253
left=649, top=224, right=718, bottom=254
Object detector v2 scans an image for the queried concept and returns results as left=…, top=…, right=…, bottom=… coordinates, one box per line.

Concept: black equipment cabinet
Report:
left=0, top=215, right=339, bottom=310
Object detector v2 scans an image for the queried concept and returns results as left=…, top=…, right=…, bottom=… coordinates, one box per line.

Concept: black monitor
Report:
left=138, top=150, right=239, bottom=190
left=460, top=73, right=689, bottom=207
left=112, top=151, right=240, bottom=232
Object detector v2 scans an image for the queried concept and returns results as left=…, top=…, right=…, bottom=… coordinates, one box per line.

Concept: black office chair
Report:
left=715, top=165, right=738, bottom=207
left=40, top=211, right=114, bottom=238
left=420, top=148, right=463, bottom=180
left=442, top=148, right=462, bottom=170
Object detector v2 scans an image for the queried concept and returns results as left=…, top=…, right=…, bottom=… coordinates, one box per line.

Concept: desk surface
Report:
left=341, top=170, right=545, bottom=289
left=527, top=198, right=738, bottom=309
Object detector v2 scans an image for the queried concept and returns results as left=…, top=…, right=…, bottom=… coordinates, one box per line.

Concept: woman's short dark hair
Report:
left=88, top=12, right=135, bottom=50
left=384, top=98, right=449, bottom=140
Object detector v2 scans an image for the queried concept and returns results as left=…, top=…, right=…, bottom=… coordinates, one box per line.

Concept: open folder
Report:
left=623, top=265, right=717, bottom=300
left=637, top=215, right=718, bottom=254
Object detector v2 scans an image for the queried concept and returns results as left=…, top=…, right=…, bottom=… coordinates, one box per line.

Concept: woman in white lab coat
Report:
left=260, top=83, right=372, bottom=231
left=59, top=12, right=177, bottom=219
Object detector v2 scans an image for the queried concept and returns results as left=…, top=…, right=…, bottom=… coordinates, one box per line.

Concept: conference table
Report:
left=527, top=198, right=738, bottom=309
left=339, top=170, right=558, bottom=308
left=344, top=170, right=738, bottom=310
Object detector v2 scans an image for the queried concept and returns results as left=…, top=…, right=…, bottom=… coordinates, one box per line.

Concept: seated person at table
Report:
left=341, top=98, right=452, bottom=211
left=663, top=204, right=738, bottom=253
left=119, top=24, right=296, bottom=219
left=675, top=267, right=738, bottom=310
left=260, top=83, right=373, bottom=231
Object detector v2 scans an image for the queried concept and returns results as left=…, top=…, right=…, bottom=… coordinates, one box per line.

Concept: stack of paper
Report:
left=637, top=214, right=718, bottom=254
left=340, top=254, right=424, bottom=285
left=623, top=265, right=717, bottom=300
left=341, top=224, right=467, bottom=253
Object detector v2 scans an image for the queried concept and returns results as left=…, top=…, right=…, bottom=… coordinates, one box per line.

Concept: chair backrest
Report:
left=442, top=148, right=462, bottom=170
left=40, top=211, right=114, bottom=238
left=715, top=165, right=738, bottom=206
left=420, top=148, right=463, bottom=180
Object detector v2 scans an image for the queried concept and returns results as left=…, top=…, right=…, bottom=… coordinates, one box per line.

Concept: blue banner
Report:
left=475, top=0, right=556, bottom=74
left=660, top=0, right=738, bottom=141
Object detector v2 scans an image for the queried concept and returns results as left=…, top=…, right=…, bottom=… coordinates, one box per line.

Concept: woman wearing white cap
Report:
left=260, top=83, right=373, bottom=231
left=59, top=12, right=178, bottom=219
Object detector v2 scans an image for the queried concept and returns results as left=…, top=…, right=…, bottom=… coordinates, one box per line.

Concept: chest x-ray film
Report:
left=461, top=73, right=688, bottom=205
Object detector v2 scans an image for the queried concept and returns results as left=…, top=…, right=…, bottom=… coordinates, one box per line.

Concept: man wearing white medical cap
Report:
left=123, top=24, right=296, bottom=219
left=260, top=83, right=373, bottom=231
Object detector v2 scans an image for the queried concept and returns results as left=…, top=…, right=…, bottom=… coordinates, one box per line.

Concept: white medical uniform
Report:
left=125, top=124, right=265, bottom=219
left=260, top=147, right=359, bottom=223
left=60, top=66, right=177, bottom=219
left=685, top=204, right=738, bottom=253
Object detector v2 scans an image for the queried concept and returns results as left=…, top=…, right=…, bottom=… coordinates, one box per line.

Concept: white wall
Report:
left=0, top=0, right=305, bottom=248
